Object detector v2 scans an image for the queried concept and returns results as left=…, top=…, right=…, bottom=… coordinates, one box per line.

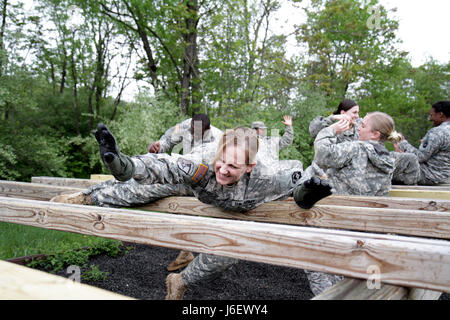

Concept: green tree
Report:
left=296, top=0, right=402, bottom=106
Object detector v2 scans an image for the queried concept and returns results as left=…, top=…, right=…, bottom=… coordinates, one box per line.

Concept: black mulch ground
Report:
left=45, top=243, right=449, bottom=301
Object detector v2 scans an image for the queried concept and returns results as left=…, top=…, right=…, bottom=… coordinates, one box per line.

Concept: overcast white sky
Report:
left=276, top=0, right=450, bottom=67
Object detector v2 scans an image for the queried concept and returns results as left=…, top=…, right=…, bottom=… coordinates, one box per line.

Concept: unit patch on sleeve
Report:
left=291, top=171, right=302, bottom=184
left=177, top=158, right=194, bottom=175
left=192, top=164, right=209, bottom=182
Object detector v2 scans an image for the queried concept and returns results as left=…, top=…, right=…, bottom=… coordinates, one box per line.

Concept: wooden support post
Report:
left=0, top=196, right=449, bottom=293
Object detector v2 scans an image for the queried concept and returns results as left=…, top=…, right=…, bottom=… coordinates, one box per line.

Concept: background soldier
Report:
left=394, top=101, right=450, bottom=185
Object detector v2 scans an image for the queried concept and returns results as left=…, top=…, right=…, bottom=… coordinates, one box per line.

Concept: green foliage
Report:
left=0, top=142, right=19, bottom=180
left=356, top=58, right=449, bottom=147
left=106, top=92, right=184, bottom=156
left=27, top=238, right=122, bottom=273
left=82, top=264, right=109, bottom=282
left=297, top=0, right=402, bottom=104
left=0, top=0, right=447, bottom=181
left=0, top=221, right=121, bottom=259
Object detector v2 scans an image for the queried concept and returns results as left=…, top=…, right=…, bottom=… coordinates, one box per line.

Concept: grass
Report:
left=0, top=221, right=120, bottom=260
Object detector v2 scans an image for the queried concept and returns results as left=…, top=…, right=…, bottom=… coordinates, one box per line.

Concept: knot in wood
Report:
left=36, top=210, right=47, bottom=224
left=93, top=214, right=105, bottom=230
left=168, top=202, right=178, bottom=211
left=356, top=240, right=365, bottom=248
left=426, top=201, right=438, bottom=211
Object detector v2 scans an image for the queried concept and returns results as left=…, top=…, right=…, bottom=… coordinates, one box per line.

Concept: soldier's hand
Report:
left=95, top=123, right=119, bottom=164
left=293, top=177, right=332, bottom=209
left=331, top=119, right=351, bottom=135
left=148, top=141, right=161, bottom=153
left=282, top=115, right=292, bottom=126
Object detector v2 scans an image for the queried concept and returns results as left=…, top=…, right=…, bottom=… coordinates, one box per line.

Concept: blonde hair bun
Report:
left=388, top=130, right=403, bottom=143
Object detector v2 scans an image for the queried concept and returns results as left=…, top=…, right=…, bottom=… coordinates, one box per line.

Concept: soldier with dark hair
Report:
left=394, top=101, right=450, bottom=185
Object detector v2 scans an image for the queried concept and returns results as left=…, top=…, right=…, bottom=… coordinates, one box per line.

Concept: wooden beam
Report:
left=90, top=174, right=114, bottom=182
left=1, top=181, right=449, bottom=239
left=0, top=260, right=134, bottom=300
left=311, top=278, right=408, bottom=300
left=32, top=176, right=99, bottom=188
left=5, top=180, right=450, bottom=212
left=0, top=197, right=449, bottom=293
left=408, top=288, right=442, bottom=300
left=389, top=189, right=450, bottom=200
left=312, top=279, right=443, bottom=300
left=392, top=185, right=450, bottom=191
left=140, top=196, right=450, bottom=239
left=0, top=180, right=82, bottom=201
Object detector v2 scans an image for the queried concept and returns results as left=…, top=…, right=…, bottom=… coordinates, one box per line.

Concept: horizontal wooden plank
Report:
left=312, top=278, right=408, bottom=300
left=0, top=196, right=449, bottom=293
left=32, top=176, right=99, bottom=188
left=0, top=180, right=82, bottom=201
left=392, top=184, right=450, bottom=191
left=6, top=180, right=450, bottom=212
left=90, top=174, right=114, bottom=182
left=141, top=196, right=450, bottom=239
left=0, top=260, right=133, bottom=300
left=313, top=279, right=442, bottom=300
left=1, top=181, right=449, bottom=239
left=389, top=189, right=450, bottom=200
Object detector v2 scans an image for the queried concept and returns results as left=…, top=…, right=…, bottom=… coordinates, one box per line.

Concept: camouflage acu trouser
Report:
left=181, top=253, right=238, bottom=286
left=392, top=152, right=420, bottom=185
left=85, top=179, right=194, bottom=207
left=304, top=270, right=344, bottom=296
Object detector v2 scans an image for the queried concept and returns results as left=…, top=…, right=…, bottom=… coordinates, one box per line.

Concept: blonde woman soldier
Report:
left=303, top=111, right=402, bottom=296
left=93, top=123, right=332, bottom=299
left=52, top=114, right=222, bottom=272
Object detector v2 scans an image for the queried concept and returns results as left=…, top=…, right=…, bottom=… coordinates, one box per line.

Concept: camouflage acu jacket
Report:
left=398, top=121, right=450, bottom=185
left=256, top=125, right=294, bottom=164
left=314, top=126, right=394, bottom=196
left=158, top=118, right=223, bottom=157
left=131, top=153, right=307, bottom=213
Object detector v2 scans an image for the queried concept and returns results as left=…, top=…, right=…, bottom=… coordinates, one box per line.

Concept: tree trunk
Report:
left=0, top=0, right=7, bottom=77
left=70, top=39, right=80, bottom=135
left=181, top=0, right=199, bottom=115
left=59, top=48, right=67, bottom=94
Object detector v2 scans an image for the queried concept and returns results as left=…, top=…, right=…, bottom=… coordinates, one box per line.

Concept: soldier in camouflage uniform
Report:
left=92, top=123, right=331, bottom=299
left=394, top=101, right=450, bottom=185
left=309, top=99, right=361, bottom=142
left=51, top=114, right=223, bottom=271
left=252, top=115, right=303, bottom=173
left=306, top=111, right=401, bottom=296
left=148, top=114, right=223, bottom=156
left=309, top=99, right=361, bottom=180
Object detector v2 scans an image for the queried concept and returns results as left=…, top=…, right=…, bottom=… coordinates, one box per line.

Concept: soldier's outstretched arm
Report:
left=278, top=122, right=294, bottom=150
